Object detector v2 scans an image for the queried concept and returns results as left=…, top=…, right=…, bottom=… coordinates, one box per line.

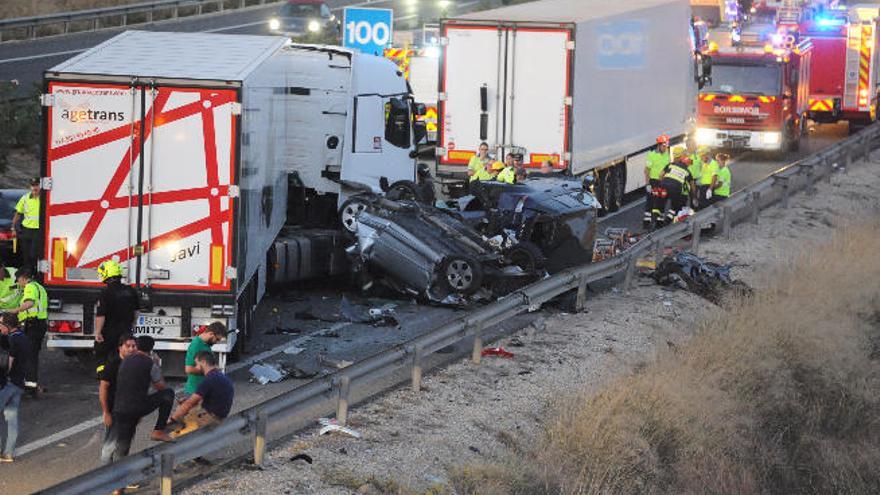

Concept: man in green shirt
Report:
left=183, top=322, right=228, bottom=396
left=711, top=153, right=732, bottom=202
left=697, top=148, right=719, bottom=209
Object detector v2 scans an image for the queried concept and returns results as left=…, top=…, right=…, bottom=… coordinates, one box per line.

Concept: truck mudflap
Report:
left=47, top=332, right=238, bottom=371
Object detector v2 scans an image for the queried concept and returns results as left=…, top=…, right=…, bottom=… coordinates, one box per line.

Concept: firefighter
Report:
left=644, top=135, right=670, bottom=228
left=94, top=260, right=139, bottom=366
left=11, top=178, right=41, bottom=273
left=659, top=147, right=695, bottom=226
left=711, top=153, right=732, bottom=203
left=8, top=267, right=48, bottom=394
left=0, top=261, right=20, bottom=311
left=697, top=147, right=719, bottom=209
left=467, top=142, right=491, bottom=179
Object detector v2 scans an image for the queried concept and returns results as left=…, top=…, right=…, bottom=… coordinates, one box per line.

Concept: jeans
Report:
left=100, top=388, right=174, bottom=465
left=0, top=383, right=23, bottom=456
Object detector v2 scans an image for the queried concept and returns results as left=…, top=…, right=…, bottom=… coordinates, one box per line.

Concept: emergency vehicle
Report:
left=801, top=4, right=880, bottom=132
left=695, top=37, right=812, bottom=152
left=384, top=38, right=440, bottom=141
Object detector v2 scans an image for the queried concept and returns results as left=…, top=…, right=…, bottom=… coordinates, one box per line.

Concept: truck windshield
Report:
left=280, top=4, right=320, bottom=17
left=703, top=64, right=782, bottom=95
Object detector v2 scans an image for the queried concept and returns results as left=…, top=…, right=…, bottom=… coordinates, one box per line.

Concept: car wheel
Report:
left=339, top=197, right=369, bottom=235
left=505, top=241, right=546, bottom=272
left=442, top=256, right=484, bottom=296
left=386, top=180, right=421, bottom=202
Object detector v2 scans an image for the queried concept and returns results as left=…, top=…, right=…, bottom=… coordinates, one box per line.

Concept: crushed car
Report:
left=343, top=176, right=600, bottom=303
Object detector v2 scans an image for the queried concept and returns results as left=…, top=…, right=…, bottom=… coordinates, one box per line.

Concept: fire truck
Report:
left=801, top=4, right=880, bottom=132
left=695, top=37, right=813, bottom=152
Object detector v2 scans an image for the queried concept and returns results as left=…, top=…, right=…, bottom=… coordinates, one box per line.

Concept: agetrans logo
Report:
left=595, top=20, right=647, bottom=70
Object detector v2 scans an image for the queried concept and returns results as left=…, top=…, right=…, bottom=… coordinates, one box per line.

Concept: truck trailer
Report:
left=40, top=31, right=422, bottom=371
left=436, top=0, right=699, bottom=213
left=801, top=4, right=880, bottom=132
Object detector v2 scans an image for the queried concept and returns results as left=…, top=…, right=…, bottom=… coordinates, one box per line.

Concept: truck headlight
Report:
left=763, top=132, right=781, bottom=145
left=695, top=128, right=714, bottom=145
left=308, top=20, right=321, bottom=32
left=268, top=18, right=281, bottom=31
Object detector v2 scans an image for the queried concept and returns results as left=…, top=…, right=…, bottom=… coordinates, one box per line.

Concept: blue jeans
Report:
left=0, top=383, right=23, bottom=456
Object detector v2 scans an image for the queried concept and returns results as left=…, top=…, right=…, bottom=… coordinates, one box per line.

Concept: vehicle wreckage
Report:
left=344, top=177, right=600, bottom=303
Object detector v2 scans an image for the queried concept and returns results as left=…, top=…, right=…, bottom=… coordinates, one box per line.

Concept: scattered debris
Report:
left=267, top=327, right=305, bottom=336
left=651, top=251, right=752, bottom=305
left=317, top=353, right=353, bottom=370
left=593, top=228, right=641, bottom=262
left=509, top=337, right=525, bottom=347
left=293, top=309, right=340, bottom=323
left=339, top=297, right=399, bottom=326
left=283, top=346, right=305, bottom=355
left=468, top=445, right=481, bottom=454
left=318, top=418, right=362, bottom=439
left=481, top=347, right=515, bottom=359
left=249, top=363, right=287, bottom=384
left=288, top=367, right=319, bottom=380
left=289, top=453, right=313, bottom=464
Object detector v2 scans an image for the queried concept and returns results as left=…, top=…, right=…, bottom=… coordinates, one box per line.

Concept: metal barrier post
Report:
left=750, top=191, right=760, bottom=225
left=575, top=275, right=589, bottom=312
left=776, top=176, right=790, bottom=209
left=623, top=254, right=637, bottom=292
left=336, top=376, right=351, bottom=426
left=805, top=162, right=818, bottom=193
left=653, top=239, right=664, bottom=266
left=254, top=411, right=268, bottom=466
left=411, top=346, right=423, bottom=392
left=722, top=205, right=732, bottom=239
left=159, top=453, right=174, bottom=495
left=690, top=218, right=701, bottom=254
left=844, top=148, right=852, bottom=173
left=471, top=323, right=483, bottom=364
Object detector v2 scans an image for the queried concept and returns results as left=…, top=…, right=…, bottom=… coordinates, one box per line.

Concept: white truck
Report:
left=437, top=0, right=699, bottom=212
left=40, top=31, right=423, bottom=371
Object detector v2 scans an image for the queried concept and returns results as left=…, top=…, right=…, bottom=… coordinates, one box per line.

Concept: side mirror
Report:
left=412, top=103, right=427, bottom=117
left=698, top=75, right=712, bottom=90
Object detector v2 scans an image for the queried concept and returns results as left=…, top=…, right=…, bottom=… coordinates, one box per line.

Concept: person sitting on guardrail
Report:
left=0, top=312, right=30, bottom=463
left=168, top=351, right=234, bottom=438
left=183, top=322, right=228, bottom=399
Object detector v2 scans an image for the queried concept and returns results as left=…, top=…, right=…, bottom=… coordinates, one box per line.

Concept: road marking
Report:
left=0, top=49, right=85, bottom=64
left=16, top=321, right=351, bottom=457
left=204, top=20, right=267, bottom=33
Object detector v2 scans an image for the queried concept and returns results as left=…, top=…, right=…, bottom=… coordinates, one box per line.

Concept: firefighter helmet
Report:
left=491, top=161, right=505, bottom=170
left=97, top=259, right=123, bottom=282
left=671, top=146, right=686, bottom=160
left=656, top=134, right=670, bottom=145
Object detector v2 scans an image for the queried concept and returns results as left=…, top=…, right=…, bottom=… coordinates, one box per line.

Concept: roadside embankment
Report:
left=184, top=157, right=880, bottom=495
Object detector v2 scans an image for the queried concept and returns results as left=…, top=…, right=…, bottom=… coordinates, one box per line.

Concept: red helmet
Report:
left=656, top=134, right=670, bottom=145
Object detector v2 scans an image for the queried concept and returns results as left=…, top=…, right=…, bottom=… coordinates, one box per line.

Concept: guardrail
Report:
left=38, top=124, right=880, bottom=495
left=0, top=0, right=281, bottom=42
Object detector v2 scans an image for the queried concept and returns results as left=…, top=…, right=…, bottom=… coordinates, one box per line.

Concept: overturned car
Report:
left=346, top=177, right=599, bottom=303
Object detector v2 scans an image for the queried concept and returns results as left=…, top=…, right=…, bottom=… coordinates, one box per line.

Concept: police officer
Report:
left=659, top=147, right=695, bottom=225
left=94, top=260, right=139, bottom=366
left=0, top=261, right=20, bottom=311
left=9, top=267, right=47, bottom=393
left=12, top=178, right=41, bottom=273
left=644, top=135, right=670, bottom=228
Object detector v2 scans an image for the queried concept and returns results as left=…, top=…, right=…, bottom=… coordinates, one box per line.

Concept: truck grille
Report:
left=704, top=115, right=765, bottom=127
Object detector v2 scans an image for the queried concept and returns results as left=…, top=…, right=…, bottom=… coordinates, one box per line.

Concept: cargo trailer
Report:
left=40, top=31, right=422, bottom=371
left=437, top=0, right=699, bottom=212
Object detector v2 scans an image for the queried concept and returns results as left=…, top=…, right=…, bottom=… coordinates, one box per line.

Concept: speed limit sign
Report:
left=343, top=7, right=394, bottom=56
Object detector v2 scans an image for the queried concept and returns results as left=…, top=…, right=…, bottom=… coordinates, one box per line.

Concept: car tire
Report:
left=339, top=197, right=369, bottom=236
left=385, top=180, right=421, bottom=202
left=505, top=241, right=546, bottom=272
left=607, top=165, right=624, bottom=213
left=441, top=255, right=484, bottom=296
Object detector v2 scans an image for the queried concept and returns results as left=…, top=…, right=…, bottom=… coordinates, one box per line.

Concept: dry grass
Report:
left=454, top=218, right=880, bottom=495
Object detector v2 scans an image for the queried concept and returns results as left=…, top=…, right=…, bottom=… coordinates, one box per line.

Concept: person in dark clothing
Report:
left=169, top=351, right=234, bottom=438
left=0, top=312, right=29, bottom=461
left=97, top=334, right=137, bottom=428
left=94, top=260, right=139, bottom=365
left=100, top=336, right=173, bottom=465
left=659, top=148, right=695, bottom=226
left=415, top=163, right=436, bottom=205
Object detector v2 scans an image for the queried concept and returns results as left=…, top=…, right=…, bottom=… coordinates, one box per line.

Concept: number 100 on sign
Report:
left=342, top=7, right=393, bottom=56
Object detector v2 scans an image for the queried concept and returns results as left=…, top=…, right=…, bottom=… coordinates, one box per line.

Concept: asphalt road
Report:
left=0, top=0, right=483, bottom=99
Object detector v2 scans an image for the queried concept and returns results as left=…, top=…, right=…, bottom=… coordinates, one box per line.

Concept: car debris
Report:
left=317, top=353, right=353, bottom=370
left=318, top=418, right=362, bottom=439
left=593, top=228, right=641, bottom=262
left=340, top=297, right=398, bottom=326
left=249, top=363, right=287, bottom=384
left=290, top=453, right=314, bottom=464
left=651, top=251, right=752, bottom=305
left=481, top=347, right=515, bottom=358
left=284, top=345, right=305, bottom=355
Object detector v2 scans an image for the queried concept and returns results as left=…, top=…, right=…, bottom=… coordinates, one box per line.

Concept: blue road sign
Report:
left=343, top=7, right=394, bottom=56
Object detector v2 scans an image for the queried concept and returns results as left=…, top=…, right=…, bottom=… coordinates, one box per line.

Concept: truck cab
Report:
left=695, top=38, right=812, bottom=152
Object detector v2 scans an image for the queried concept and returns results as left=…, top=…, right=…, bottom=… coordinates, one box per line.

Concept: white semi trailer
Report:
left=437, top=0, right=699, bottom=212
left=40, top=31, right=424, bottom=371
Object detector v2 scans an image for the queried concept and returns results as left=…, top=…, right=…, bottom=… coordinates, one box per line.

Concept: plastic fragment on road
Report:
left=318, top=418, right=362, bottom=439
left=481, top=347, right=515, bottom=358
left=284, top=346, right=305, bottom=355
left=340, top=296, right=399, bottom=326
left=290, top=453, right=313, bottom=464
left=317, top=353, right=353, bottom=369
left=249, top=363, right=287, bottom=385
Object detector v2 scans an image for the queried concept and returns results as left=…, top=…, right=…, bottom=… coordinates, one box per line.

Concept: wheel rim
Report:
left=446, top=259, right=475, bottom=291
left=341, top=202, right=366, bottom=233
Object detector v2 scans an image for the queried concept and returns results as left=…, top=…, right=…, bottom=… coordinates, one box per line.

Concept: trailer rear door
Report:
left=44, top=82, right=238, bottom=292
left=440, top=23, right=572, bottom=169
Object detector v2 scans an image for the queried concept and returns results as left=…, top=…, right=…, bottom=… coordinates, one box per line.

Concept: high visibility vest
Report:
left=646, top=151, right=669, bottom=180
left=19, top=280, right=48, bottom=322
left=663, top=163, right=689, bottom=185
left=468, top=155, right=489, bottom=174
left=469, top=165, right=498, bottom=182
left=688, top=155, right=702, bottom=181
left=0, top=267, right=20, bottom=310
left=16, top=193, right=40, bottom=230
left=715, top=167, right=732, bottom=197
left=496, top=166, right=516, bottom=184
left=700, top=160, right=719, bottom=186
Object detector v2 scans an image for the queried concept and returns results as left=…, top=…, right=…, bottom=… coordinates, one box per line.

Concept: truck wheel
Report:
left=339, top=197, right=369, bottom=235
left=594, top=170, right=610, bottom=216
left=505, top=241, right=546, bottom=272
left=442, top=256, right=484, bottom=296
left=607, top=165, right=624, bottom=213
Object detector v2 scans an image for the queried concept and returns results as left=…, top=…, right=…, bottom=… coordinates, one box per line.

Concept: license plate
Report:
left=134, top=316, right=179, bottom=336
